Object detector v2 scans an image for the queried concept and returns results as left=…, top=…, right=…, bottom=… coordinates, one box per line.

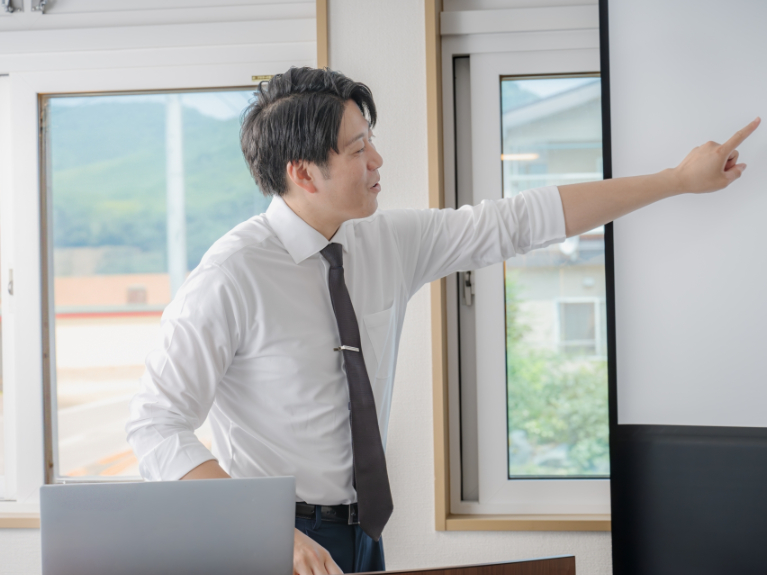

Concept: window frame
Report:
left=461, top=48, right=610, bottom=515
left=433, top=0, right=613, bottom=530
left=0, top=75, right=13, bottom=503
left=0, top=42, right=318, bottom=521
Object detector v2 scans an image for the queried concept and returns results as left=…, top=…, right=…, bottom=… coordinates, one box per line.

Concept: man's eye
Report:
left=357, top=147, right=365, bottom=154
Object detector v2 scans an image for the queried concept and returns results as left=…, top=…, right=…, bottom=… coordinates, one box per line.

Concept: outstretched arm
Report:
left=558, top=117, right=761, bottom=237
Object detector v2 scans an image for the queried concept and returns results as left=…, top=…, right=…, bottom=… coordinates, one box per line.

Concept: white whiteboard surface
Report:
left=610, top=0, right=767, bottom=427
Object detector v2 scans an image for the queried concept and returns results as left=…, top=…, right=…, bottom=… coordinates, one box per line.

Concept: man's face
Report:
left=314, top=100, right=383, bottom=221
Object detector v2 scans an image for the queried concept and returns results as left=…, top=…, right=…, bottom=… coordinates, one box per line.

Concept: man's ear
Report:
left=285, top=160, right=319, bottom=195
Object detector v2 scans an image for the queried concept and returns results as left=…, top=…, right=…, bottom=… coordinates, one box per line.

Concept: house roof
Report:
left=503, top=80, right=601, bottom=130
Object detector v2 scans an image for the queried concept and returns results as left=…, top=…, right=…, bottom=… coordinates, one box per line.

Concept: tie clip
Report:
left=334, top=345, right=360, bottom=352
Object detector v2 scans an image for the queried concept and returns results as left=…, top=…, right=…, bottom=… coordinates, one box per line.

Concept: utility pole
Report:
left=166, top=94, right=187, bottom=298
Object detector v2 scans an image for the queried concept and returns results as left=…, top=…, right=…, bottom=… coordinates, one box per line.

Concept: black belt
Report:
left=296, top=502, right=359, bottom=525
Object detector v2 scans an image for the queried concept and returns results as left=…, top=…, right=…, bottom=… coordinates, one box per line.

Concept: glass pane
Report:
left=46, top=89, right=268, bottom=479
left=503, top=75, right=609, bottom=478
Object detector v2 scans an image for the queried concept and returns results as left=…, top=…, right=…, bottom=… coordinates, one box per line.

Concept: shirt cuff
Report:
left=137, top=430, right=217, bottom=481
left=521, top=185, right=567, bottom=249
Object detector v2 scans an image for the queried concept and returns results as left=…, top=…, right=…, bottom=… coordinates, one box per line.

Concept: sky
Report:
left=48, top=89, right=256, bottom=121
left=511, top=77, right=598, bottom=99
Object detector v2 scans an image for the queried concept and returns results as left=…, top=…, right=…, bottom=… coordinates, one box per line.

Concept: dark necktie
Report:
left=320, top=242, right=393, bottom=542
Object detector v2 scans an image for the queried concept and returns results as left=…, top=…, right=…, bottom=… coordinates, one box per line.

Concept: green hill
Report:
left=50, top=98, right=270, bottom=273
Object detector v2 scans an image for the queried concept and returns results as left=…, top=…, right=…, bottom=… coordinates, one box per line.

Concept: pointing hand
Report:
left=672, top=117, right=761, bottom=194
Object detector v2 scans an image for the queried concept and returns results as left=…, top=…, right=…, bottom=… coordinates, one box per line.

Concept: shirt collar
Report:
left=265, top=195, right=349, bottom=264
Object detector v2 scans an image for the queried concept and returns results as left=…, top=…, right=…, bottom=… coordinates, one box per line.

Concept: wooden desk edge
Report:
left=360, top=555, right=576, bottom=574
left=446, top=514, right=611, bottom=532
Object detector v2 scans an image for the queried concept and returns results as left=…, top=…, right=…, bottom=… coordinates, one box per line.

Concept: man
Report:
left=126, top=66, right=759, bottom=574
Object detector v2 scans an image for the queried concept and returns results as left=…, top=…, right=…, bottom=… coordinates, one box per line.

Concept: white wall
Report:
left=0, top=529, right=40, bottom=574
left=328, top=1, right=611, bottom=573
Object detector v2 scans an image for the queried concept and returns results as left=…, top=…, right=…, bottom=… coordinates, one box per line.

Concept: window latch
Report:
left=334, top=345, right=359, bottom=352
left=462, top=271, right=475, bottom=306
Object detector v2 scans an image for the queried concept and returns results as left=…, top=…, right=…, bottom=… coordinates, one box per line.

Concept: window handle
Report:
left=7, top=269, right=12, bottom=296
left=462, top=271, right=475, bottom=306
left=334, top=345, right=360, bottom=352
left=2, top=0, right=19, bottom=13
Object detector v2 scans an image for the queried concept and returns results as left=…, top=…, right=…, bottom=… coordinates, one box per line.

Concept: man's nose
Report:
left=370, top=147, right=383, bottom=170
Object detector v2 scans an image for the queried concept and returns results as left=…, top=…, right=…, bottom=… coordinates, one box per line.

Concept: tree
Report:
left=505, top=272, right=609, bottom=476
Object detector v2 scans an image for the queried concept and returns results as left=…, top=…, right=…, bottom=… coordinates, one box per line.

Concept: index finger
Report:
left=721, top=117, right=761, bottom=153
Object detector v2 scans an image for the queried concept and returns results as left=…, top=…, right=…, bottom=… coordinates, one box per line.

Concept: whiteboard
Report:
left=610, top=0, right=767, bottom=426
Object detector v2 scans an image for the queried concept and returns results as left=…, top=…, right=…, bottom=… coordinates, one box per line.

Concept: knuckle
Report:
left=299, top=548, right=318, bottom=561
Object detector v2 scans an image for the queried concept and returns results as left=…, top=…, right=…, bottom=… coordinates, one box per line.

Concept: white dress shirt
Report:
left=126, top=186, right=566, bottom=504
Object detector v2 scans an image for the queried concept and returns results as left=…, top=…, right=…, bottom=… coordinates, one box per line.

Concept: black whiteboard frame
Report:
left=601, top=1, right=767, bottom=573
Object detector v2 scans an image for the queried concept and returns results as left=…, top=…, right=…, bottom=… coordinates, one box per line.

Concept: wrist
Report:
left=660, top=167, right=686, bottom=197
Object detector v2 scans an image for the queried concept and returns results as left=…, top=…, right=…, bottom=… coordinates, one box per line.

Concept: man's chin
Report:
left=345, top=199, right=378, bottom=221
left=358, top=198, right=378, bottom=219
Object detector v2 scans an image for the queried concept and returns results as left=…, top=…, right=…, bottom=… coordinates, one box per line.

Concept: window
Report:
left=41, top=89, right=269, bottom=482
left=0, top=0, right=316, bottom=512
left=502, top=76, right=609, bottom=480
left=440, top=2, right=610, bottom=521
left=558, top=299, right=606, bottom=356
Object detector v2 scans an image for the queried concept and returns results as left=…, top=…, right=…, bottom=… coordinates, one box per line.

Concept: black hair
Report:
left=240, top=66, right=377, bottom=196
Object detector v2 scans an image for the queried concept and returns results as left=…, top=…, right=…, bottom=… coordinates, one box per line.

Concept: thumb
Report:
left=724, top=163, right=747, bottom=183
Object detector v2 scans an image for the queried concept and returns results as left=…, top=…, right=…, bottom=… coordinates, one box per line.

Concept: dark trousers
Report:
left=295, top=511, right=385, bottom=573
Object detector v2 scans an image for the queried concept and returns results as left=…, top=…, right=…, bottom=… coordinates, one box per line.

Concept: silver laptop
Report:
left=40, top=476, right=295, bottom=575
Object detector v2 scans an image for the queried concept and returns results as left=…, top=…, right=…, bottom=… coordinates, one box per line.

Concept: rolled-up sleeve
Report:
left=387, top=186, right=567, bottom=296
left=125, top=263, right=244, bottom=481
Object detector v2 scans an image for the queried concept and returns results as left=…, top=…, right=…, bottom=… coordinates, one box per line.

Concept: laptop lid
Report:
left=40, top=476, right=295, bottom=575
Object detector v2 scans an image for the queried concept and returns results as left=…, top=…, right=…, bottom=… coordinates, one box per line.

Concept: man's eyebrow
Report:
left=343, top=128, right=372, bottom=148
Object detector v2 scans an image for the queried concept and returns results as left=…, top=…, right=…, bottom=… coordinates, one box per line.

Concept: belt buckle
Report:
left=348, top=503, right=359, bottom=525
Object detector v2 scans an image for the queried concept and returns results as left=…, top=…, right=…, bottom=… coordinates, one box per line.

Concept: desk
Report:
left=361, top=556, right=575, bottom=575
